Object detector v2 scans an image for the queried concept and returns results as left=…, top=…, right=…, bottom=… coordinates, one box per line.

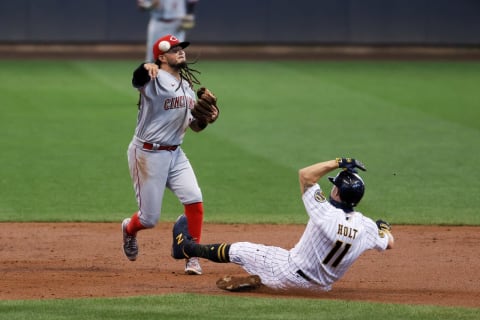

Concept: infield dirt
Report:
left=1, top=223, right=478, bottom=308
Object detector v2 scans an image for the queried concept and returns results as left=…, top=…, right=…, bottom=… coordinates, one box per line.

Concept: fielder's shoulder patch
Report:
left=314, top=189, right=326, bottom=203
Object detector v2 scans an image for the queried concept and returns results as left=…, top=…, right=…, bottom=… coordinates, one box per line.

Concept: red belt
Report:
left=142, top=142, right=178, bottom=151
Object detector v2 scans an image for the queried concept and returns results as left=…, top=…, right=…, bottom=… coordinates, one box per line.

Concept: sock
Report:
left=184, top=202, right=203, bottom=243
left=126, top=211, right=146, bottom=236
left=184, top=242, right=230, bottom=263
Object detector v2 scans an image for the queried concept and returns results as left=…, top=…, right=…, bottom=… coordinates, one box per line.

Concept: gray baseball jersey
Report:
left=134, top=69, right=196, bottom=145
left=128, top=69, right=201, bottom=227
left=229, top=183, right=389, bottom=291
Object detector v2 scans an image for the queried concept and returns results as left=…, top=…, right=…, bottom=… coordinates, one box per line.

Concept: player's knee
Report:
left=138, top=214, right=158, bottom=228
left=181, top=192, right=202, bottom=205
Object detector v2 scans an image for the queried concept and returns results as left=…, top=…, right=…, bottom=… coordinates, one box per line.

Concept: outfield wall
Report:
left=0, top=0, right=479, bottom=45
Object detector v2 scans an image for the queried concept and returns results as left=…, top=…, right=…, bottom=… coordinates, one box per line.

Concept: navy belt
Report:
left=156, top=18, right=176, bottom=22
left=143, top=142, right=178, bottom=151
left=296, top=270, right=312, bottom=282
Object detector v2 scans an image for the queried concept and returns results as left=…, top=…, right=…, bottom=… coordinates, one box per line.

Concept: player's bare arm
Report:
left=299, top=160, right=339, bottom=194
left=380, top=227, right=395, bottom=249
left=385, top=231, right=395, bottom=249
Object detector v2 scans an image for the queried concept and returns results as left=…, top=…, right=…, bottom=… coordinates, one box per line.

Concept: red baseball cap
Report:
left=152, top=34, right=190, bottom=60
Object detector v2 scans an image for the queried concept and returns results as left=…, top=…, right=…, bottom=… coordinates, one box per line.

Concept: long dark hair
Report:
left=178, top=62, right=201, bottom=89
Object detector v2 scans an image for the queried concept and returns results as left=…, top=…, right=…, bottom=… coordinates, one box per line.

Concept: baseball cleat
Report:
left=216, top=275, right=262, bottom=292
left=185, top=257, right=203, bottom=275
left=171, top=214, right=192, bottom=259
left=122, top=218, right=138, bottom=261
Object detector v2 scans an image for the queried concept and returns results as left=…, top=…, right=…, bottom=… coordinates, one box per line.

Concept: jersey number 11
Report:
left=323, top=240, right=352, bottom=267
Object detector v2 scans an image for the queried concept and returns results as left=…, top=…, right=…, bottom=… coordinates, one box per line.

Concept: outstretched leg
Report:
left=185, top=241, right=231, bottom=263
left=171, top=214, right=262, bottom=291
left=172, top=214, right=230, bottom=263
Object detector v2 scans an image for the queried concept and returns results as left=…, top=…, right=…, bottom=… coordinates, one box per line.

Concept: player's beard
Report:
left=169, top=61, right=187, bottom=71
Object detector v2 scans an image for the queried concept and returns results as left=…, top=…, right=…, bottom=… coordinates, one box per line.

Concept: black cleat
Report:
left=171, top=214, right=192, bottom=259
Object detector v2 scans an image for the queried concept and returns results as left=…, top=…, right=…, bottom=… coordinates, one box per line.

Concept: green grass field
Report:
left=1, top=59, right=478, bottom=224
left=0, top=59, right=478, bottom=318
left=0, top=294, right=478, bottom=320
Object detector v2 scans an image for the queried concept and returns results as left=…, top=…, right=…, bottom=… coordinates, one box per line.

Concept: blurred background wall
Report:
left=1, top=0, right=479, bottom=46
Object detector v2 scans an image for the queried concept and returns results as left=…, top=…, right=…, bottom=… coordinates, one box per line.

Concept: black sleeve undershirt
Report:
left=132, top=63, right=152, bottom=88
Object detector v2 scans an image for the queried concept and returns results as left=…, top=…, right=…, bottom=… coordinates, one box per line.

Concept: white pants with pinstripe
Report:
left=229, top=242, right=330, bottom=292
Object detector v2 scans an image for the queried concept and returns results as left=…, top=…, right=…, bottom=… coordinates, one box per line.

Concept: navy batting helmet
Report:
left=328, top=170, right=365, bottom=207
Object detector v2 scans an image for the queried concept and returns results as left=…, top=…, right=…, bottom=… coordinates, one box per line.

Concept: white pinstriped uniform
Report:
left=229, top=183, right=389, bottom=291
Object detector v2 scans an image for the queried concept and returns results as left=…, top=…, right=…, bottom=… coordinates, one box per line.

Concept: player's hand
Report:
left=336, top=158, right=366, bottom=172
left=180, top=14, right=195, bottom=30
left=376, top=219, right=391, bottom=232
left=143, top=63, right=159, bottom=79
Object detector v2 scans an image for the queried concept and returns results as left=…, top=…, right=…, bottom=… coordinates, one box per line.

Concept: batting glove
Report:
left=336, top=158, right=367, bottom=172
left=376, top=219, right=392, bottom=232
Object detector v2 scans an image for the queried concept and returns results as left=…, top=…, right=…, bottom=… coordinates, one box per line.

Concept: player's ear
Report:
left=331, top=186, right=339, bottom=199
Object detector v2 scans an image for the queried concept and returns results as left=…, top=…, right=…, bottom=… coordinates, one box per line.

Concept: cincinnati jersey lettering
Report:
left=164, top=96, right=195, bottom=110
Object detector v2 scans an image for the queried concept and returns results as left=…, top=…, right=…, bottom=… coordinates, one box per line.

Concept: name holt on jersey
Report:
left=337, top=224, right=358, bottom=240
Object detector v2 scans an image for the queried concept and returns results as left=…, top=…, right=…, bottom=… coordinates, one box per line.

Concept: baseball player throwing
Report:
left=122, top=34, right=219, bottom=275
left=171, top=158, right=394, bottom=290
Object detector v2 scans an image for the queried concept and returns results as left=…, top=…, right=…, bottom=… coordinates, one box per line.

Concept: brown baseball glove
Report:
left=192, top=87, right=219, bottom=124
